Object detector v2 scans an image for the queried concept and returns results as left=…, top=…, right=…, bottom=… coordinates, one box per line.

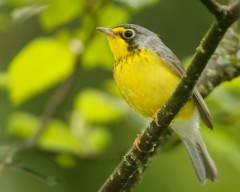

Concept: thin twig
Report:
left=28, top=59, right=80, bottom=147
left=6, top=163, right=59, bottom=186
left=0, top=54, right=81, bottom=177
left=0, top=0, right=112, bottom=182
left=98, top=1, right=240, bottom=191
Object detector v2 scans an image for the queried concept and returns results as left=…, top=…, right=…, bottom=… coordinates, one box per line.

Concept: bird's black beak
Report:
left=96, top=27, right=115, bottom=37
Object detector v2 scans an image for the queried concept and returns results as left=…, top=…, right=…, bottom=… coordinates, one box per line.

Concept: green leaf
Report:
left=69, top=111, right=111, bottom=154
left=74, top=89, right=127, bottom=123
left=87, top=126, right=111, bottom=153
left=98, top=4, right=129, bottom=28
left=7, top=112, right=81, bottom=155
left=39, top=120, right=82, bottom=155
left=40, top=0, right=85, bottom=31
left=81, top=35, right=114, bottom=69
left=7, top=112, right=110, bottom=156
left=55, top=154, right=76, bottom=168
left=8, top=37, right=75, bottom=105
left=102, top=79, right=122, bottom=97
left=77, top=4, right=129, bottom=69
left=7, top=112, right=39, bottom=138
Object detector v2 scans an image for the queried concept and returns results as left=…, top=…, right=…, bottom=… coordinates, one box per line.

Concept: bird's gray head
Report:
left=113, top=24, right=162, bottom=51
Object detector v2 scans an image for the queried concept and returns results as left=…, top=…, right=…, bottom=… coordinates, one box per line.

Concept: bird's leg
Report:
left=153, top=108, right=160, bottom=125
left=134, top=109, right=161, bottom=152
left=133, top=134, right=142, bottom=152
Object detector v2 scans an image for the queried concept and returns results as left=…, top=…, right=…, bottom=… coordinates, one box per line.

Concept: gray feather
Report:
left=182, top=136, right=218, bottom=183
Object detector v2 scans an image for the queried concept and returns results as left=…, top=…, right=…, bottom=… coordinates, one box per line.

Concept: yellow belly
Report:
left=113, top=49, right=195, bottom=119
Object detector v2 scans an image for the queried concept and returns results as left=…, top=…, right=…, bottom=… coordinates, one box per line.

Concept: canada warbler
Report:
left=97, top=24, right=218, bottom=183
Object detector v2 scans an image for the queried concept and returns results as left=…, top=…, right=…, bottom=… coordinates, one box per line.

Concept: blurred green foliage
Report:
left=0, top=0, right=240, bottom=192
left=8, top=37, right=75, bottom=104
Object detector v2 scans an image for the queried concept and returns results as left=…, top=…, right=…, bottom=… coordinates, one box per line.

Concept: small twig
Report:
left=1, top=0, right=112, bottom=183
left=28, top=59, right=80, bottom=148
left=1, top=54, right=81, bottom=167
left=5, top=162, right=59, bottom=186
left=98, top=1, right=240, bottom=191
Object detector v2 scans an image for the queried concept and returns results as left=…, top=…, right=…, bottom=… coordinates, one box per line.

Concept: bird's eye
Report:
left=123, top=29, right=135, bottom=39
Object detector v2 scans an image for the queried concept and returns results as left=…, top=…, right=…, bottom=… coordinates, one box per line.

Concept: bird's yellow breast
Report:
left=113, top=49, right=195, bottom=119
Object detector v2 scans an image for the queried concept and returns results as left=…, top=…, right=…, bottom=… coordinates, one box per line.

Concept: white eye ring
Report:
left=122, top=29, right=135, bottom=39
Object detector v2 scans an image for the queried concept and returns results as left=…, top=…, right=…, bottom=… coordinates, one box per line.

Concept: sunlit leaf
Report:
left=40, top=0, right=85, bottom=30
left=7, top=112, right=39, bottom=138
left=74, top=89, right=127, bottom=123
left=76, top=14, right=95, bottom=42
left=87, top=126, right=111, bottom=152
left=69, top=111, right=111, bottom=154
left=81, top=35, right=114, bottom=69
left=102, top=79, right=122, bottom=97
left=39, top=120, right=81, bottom=155
left=79, top=4, right=129, bottom=69
left=55, top=154, right=76, bottom=168
left=8, top=38, right=75, bottom=105
left=7, top=113, right=81, bottom=155
left=98, top=4, right=129, bottom=28
left=6, top=111, right=111, bottom=156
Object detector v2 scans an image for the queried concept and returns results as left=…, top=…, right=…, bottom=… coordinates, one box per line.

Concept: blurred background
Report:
left=0, top=0, right=240, bottom=191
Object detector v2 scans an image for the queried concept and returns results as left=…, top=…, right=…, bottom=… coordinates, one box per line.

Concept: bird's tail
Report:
left=182, top=134, right=218, bottom=184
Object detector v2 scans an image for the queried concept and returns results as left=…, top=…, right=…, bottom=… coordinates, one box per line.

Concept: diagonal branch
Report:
left=125, top=18, right=240, bottom=191
left=98, top=1, right=240, bottom=191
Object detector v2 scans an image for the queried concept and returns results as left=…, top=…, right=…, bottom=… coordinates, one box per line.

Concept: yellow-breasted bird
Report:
left=97, top=24, right=218, bottom=183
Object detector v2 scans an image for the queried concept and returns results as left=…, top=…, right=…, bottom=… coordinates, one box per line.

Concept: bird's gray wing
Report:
left=155, top=46, right=213, bottom=129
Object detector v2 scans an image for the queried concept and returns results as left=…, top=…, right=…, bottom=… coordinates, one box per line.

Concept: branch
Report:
left=198, top=20, right=240, bottom=97
left=200, top=0, right=223, bottom=19
left=98, top=1, right=240, bottom=192
left=127, top=18, right=240, bottom=191
left=200, top=0, right=240, bottom=21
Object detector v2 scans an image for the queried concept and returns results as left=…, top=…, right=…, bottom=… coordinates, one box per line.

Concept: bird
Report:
left=97, top=24, right=218, bottom=183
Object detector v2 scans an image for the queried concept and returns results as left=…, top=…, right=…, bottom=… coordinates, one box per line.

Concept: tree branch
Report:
left=98, top=1, right=240, bottom=191
left=198, top=20, right=240, bottom=97
left=200, top=0, right=223, bottom=18
left=125, top=18, right=240, bottom=192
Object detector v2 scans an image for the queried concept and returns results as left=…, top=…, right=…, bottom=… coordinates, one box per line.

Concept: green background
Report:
left=0, top=0, right=240, bottom=192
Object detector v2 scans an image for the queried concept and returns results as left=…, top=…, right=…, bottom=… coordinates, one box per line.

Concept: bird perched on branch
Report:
left=97, top=24, right=218, bottom=183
